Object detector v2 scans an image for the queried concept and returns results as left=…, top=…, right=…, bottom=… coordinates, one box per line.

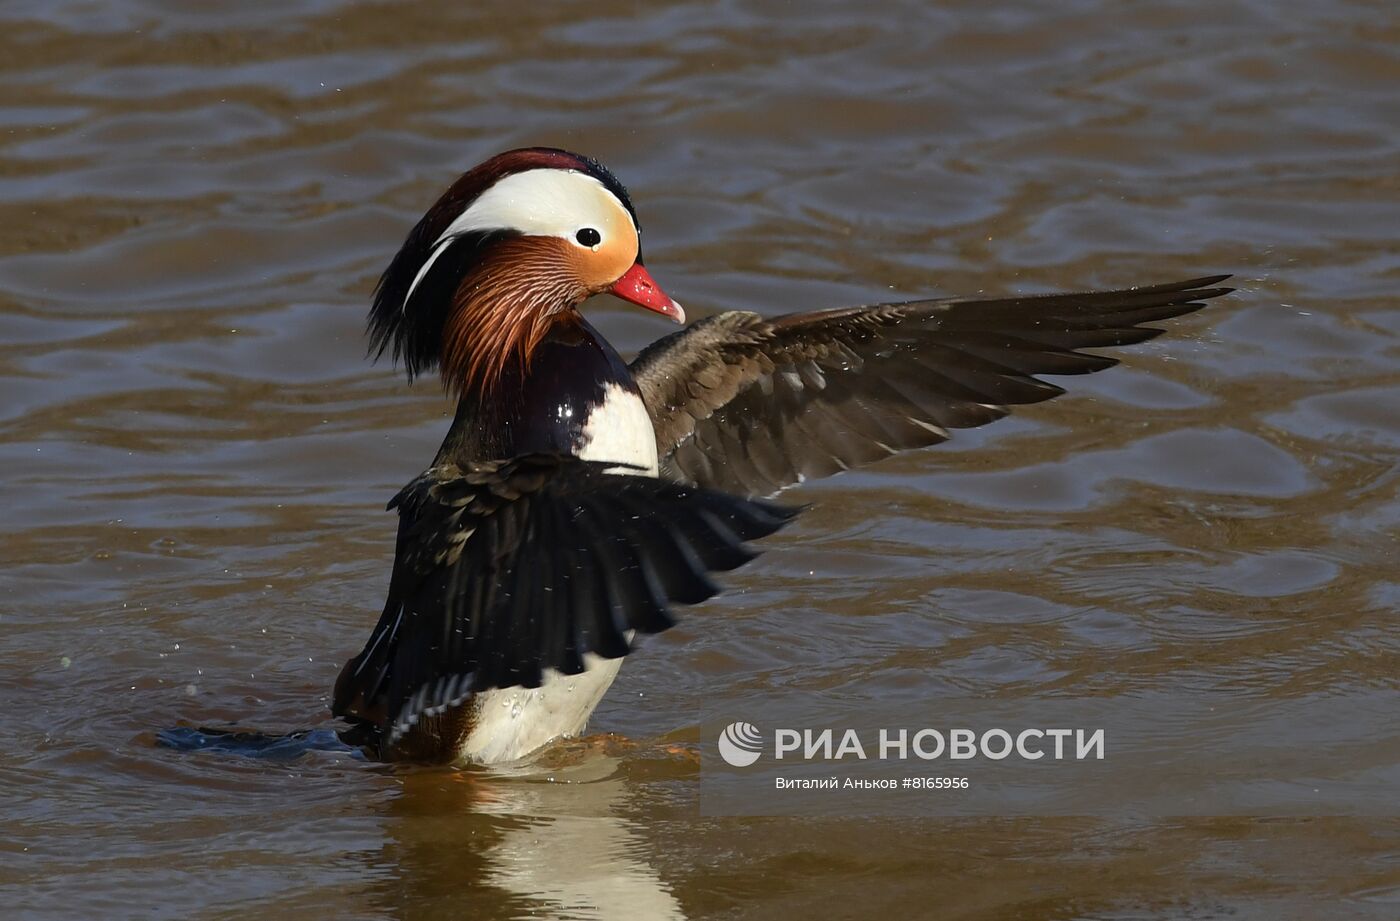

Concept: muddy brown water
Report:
left=2, top=1, right=1397, bottom=919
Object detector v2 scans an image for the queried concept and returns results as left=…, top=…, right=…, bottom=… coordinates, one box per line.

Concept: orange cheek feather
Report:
left=573, top=232, right=639, bottom=292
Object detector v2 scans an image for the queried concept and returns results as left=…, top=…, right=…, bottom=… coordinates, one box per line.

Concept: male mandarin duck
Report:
left=332, top=147, right=1231, bottom=764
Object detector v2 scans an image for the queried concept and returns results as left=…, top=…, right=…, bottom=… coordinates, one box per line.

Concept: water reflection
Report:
left=371, top=752, right=685, bottom=921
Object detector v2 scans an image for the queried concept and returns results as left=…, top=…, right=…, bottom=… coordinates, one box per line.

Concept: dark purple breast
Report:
left=435, top=316, right=641, bottom=464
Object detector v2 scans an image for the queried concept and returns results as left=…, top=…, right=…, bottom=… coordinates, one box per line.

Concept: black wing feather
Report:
left=332, top=454, right=797, bottom=747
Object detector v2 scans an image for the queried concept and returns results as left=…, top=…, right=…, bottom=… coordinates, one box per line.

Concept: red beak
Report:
left=608, top=263, right=685, bottom=324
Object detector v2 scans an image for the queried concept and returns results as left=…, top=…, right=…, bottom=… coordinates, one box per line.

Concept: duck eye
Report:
left=575, top=227, right=602, bottom=247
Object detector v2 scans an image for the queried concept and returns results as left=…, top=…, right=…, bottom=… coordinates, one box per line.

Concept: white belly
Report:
left=455, top=384, right=659, bottom=765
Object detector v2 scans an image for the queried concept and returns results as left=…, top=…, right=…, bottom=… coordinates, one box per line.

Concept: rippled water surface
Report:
left=3, top=1, right=1397, bottom=918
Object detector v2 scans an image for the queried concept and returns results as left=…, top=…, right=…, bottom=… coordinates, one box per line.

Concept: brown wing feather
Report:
left=630, top=275, right=1232, bottom=497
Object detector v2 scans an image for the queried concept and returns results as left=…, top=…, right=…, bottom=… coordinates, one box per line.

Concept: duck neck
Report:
left=434, top=313, right=639, bottom=466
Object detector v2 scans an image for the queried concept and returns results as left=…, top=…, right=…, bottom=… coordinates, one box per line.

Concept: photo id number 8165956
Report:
left=903, top=777, right=969, bottom=790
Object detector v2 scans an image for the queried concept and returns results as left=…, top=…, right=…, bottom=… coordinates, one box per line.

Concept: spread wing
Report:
left=630, top=275, right=1232, bottom=497
left=332, top=454, right=797, bottom=748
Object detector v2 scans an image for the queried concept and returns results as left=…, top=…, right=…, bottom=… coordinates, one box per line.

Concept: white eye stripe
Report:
left=403, top=236, right=457, bottom=313
left=442, top=169, right=627, bottom=242
left=402, top=169, right=632, bottom=310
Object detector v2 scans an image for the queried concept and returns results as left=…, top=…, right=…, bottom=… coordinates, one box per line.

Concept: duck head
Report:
left=368, top=147, right=683, bottom=394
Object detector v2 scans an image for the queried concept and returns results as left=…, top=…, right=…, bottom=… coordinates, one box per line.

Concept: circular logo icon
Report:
left=717, top=721, right=763, bottom=767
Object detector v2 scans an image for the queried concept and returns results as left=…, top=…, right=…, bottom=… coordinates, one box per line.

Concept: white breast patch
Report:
left=579, top=382, right=660, bottom=476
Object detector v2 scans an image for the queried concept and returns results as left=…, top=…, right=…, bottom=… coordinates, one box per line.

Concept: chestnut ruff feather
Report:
left=441, top=237, right=588, bottom=397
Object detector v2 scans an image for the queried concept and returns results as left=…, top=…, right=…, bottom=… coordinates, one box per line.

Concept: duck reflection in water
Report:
left=366, top=748, right=688, bottom=921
